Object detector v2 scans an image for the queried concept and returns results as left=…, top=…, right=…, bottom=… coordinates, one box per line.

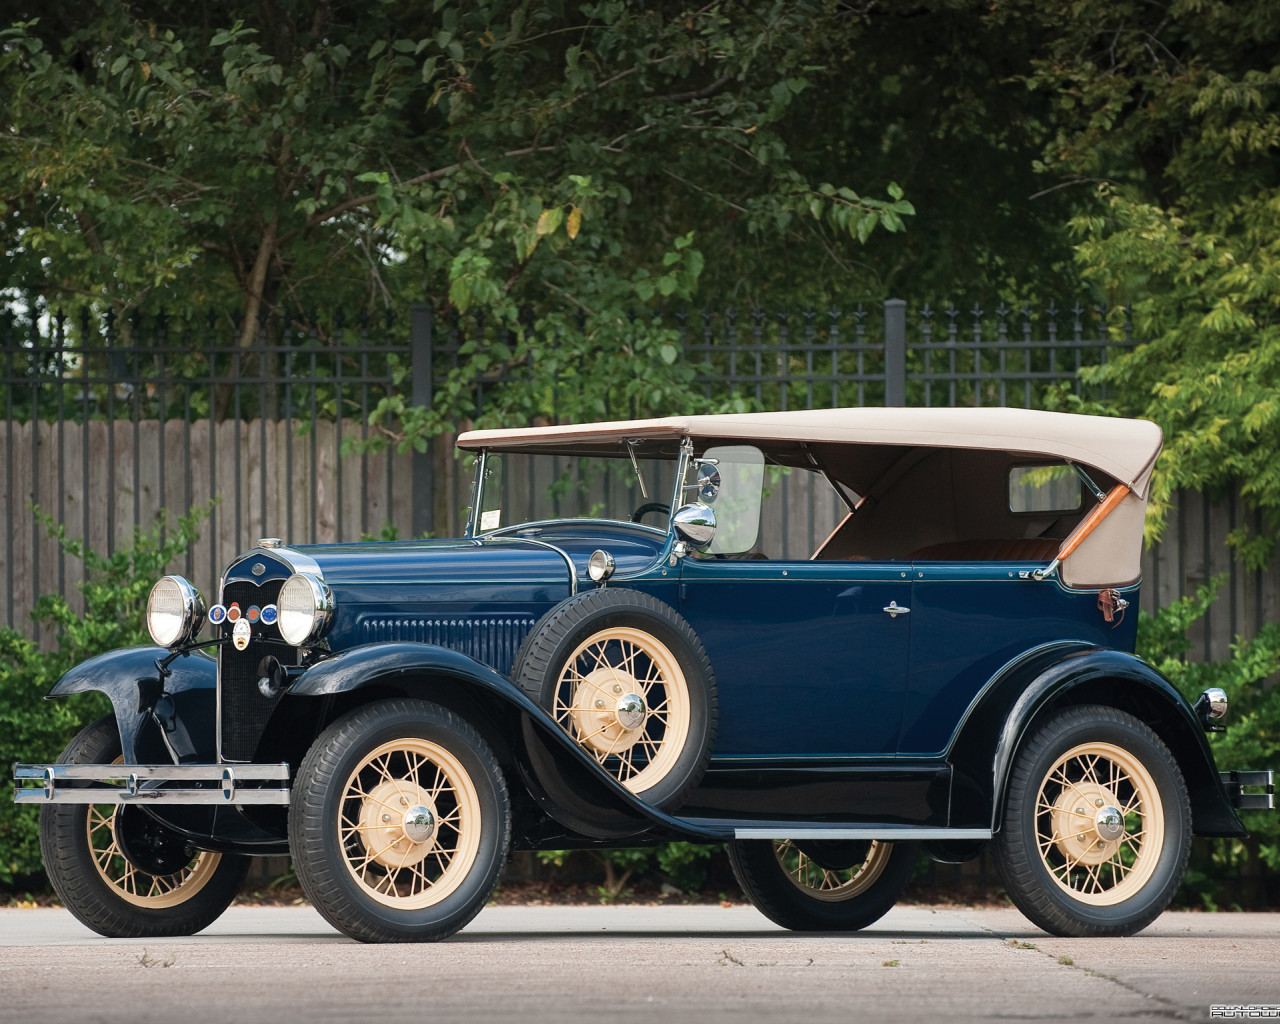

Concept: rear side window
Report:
left=1008, top=463, right=1082, bottom=514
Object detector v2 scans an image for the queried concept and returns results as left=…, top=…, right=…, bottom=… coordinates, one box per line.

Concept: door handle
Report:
left=883, top=601, right=910, bottom=618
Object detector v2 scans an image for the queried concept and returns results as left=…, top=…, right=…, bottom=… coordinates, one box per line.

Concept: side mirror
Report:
left=671, top=503, right=717, bottom=549
left=695, top=462, right=721, bottom=503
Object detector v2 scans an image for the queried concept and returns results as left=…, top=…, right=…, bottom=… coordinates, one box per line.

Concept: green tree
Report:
left=1019, top=0, right=1280, bottom=558
left=1, top=1, right=914, bottom=339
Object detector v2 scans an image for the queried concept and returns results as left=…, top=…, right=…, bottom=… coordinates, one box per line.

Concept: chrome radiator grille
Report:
left=360, top=616, right=536, bottom=676
left=218, top=578, right=287, bottom=763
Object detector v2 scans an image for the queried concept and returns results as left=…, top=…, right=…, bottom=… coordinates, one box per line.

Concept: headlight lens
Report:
left=277, top=572, right=334, bottom=647
left=147, top=576, right=205, bottom=648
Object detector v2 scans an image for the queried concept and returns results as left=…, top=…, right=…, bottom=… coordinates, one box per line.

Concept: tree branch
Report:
left=280, top=144, right=559, bottom=242
left=656, top=75, right=732, bottom=103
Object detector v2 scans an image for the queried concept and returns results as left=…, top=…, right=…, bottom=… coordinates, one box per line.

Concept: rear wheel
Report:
left=40, top=715, right=249, bottom=938
left=290, top=699, right=510, bottom=942
left=728, top=838, right=917, bottom=931
left=994, top=705, right=1191, bottom=937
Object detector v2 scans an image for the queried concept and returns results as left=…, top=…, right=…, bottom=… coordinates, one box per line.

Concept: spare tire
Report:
left=511, top=587, right=717, bottom=809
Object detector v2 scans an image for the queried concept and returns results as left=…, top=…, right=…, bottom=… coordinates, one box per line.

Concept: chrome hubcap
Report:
left=1095, top=806, right=1124, bottom=842
left=402, top=805, right=436, bottom=844
left=615, top=693, right=647, bottom=730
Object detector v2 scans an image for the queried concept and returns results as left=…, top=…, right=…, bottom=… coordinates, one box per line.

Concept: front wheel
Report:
left=994, top=705, right=1191, bottom=937
left=728, top=838, right=917, bottom=931
left=289, top=699, right=511, bottom=942
left=40, top=715, right=249, bottom=938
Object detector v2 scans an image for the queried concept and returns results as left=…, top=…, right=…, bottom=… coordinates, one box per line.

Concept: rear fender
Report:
left=948, top=645, right=1245, bottom=838
left=289, top=643, right=727, bottom=841
left=48, top=646, right=216, bottom=764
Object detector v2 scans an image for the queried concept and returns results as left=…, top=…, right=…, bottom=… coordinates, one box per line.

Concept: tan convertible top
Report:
left=458, top=407, right=1163, bottom=499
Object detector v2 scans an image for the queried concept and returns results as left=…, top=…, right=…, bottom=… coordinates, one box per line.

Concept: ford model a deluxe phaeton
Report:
left=13, top=408, right=1274, bottom=941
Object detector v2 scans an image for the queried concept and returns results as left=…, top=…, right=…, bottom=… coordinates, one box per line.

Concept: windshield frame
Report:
left=464, top=442, right=692, bottom=539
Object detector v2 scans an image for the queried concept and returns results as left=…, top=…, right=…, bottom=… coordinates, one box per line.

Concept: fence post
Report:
left=410, top=304, right=434, bottom=538
left=884, top=298, right=906, bottom=406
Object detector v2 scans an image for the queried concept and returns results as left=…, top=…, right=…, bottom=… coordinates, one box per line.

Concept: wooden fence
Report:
left=2, top=416, right=1277, bottom=664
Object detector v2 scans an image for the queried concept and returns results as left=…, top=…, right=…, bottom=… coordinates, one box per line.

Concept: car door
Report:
left=677, top=556, right=912, bottom=758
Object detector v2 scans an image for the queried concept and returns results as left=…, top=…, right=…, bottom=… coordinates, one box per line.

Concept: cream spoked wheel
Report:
left=728, top=837, right=918, bottom=932
left=1034, top=741, right=1163, bottom=907
left=552, top=625, right=692, bottom=794
left=337, top=738, right=483, bottom=910
left=39, top=715, right=249, bottom=938
left=774, top=839, right=894, bottom=902
left=86, top=762, right=222, bottom=909
left=513, top=588, right=717, bottom=810
left=290, top=699, right=511, bottom=942
left=994, top=705, right=1190, bottom=937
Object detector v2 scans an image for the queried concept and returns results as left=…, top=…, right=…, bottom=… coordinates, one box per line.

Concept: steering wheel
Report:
left=630, top=502, right=671, bottom=524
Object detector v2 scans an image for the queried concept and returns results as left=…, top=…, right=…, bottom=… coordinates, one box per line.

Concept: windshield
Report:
left=474, top=450, right=679, bottom=533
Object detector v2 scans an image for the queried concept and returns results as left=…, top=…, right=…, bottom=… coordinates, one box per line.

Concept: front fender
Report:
left=49, top=646, right=217, bottom=764
left=288, top=643, right=729, bottom=842
left=948, top=645, right=1245, bottom=838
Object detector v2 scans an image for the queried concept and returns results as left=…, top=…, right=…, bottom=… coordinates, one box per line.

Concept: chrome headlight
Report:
left=147, top=576, right=206, bottom=648
left=277, top=572, right=334, bottom=647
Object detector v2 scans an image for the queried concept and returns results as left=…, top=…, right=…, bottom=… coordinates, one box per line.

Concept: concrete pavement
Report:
left=1, top=903, right=1276, bottom=1023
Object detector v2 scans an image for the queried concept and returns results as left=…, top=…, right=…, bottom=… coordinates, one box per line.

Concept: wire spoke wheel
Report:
left=39, top=715, right=248, bottom=938
left=994, top=705, right=1190, bottom=937
left=1032, top=741, right=1163, bottom=907
left=773, top=840, right=894, bottom=902
left=552, top=625, right=692, bottom=794
left=728, top=837, right=917, bottom=931
left=85, top=802, right=221, bottom=909
left=337, top=738, right=483, bottom=911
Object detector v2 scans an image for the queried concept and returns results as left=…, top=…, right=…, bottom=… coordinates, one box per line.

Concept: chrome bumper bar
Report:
left=13, top=763, right=291, bottom=805
left=1220, top=770, right=1274, bottom=810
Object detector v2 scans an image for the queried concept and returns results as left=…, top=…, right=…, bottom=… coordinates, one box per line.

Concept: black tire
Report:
left=511, top=587, right=717, bottom=809
left=289, top=699, right=510, bottom=943
left=994, top=705, right=1191, bottom=937
left=39, top=715, right=250, bottom=938
left=728, top=838, right=918, bottom=931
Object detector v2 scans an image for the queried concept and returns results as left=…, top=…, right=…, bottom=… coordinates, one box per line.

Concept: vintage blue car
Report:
left=13, top=407, right=1274, bottom=941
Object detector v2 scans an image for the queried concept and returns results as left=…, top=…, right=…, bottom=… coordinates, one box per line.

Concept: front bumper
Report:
left=13, top=762, right=291, bottom=805
left=1219, top=770, right=1275, bottom=810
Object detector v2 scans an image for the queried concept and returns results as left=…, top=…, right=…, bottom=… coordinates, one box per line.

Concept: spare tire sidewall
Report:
left=512, top=588, right=717, bottom=810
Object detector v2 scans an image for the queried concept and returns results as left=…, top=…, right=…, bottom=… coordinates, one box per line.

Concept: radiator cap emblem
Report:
left=232, top=618, right=251, bottom=651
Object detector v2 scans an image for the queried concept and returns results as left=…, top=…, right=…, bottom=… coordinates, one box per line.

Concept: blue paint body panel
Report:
left=677, top=558, right=912, bottom=757
left=900, top=565, right=1140, bottom=756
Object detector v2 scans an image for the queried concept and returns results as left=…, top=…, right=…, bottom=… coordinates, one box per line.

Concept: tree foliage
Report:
left=1, top=0, right=915, bottom=338
left=1023, top=0, right=1280, bottom=558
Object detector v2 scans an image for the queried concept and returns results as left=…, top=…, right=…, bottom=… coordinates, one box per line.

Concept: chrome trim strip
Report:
left=13, top=762, right=291, bottom=805
left=733, top=827, right=992, bottom=840
left=501, top=536, right=578, bottom=596
left=15, top=763, right=290, bottom=780
left=15, top=789, right=290, bottom=806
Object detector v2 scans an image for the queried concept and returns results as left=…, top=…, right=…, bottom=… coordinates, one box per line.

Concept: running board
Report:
left=671, top=818, right=993, bottom=841
left=13, top=763, right=291, bottom=805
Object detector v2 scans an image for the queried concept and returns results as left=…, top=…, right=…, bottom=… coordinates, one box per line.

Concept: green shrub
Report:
left=0, top=508, right=209, bottom=884
left=1137, top=575, right=1280, bottom=908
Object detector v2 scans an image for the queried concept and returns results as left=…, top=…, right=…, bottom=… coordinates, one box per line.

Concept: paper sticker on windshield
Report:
left=480, top=509, right=501, bottom=531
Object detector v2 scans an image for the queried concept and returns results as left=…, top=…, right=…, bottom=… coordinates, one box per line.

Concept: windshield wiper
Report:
left=626, top=439, right=649, bottom=499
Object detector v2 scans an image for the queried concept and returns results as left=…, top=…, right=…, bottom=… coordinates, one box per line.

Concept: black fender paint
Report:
left=48, top=646, right=217, bottom=764
left=289, top=643, right=733, bottom=841
left=947, top=645, right=1246, bottom=837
